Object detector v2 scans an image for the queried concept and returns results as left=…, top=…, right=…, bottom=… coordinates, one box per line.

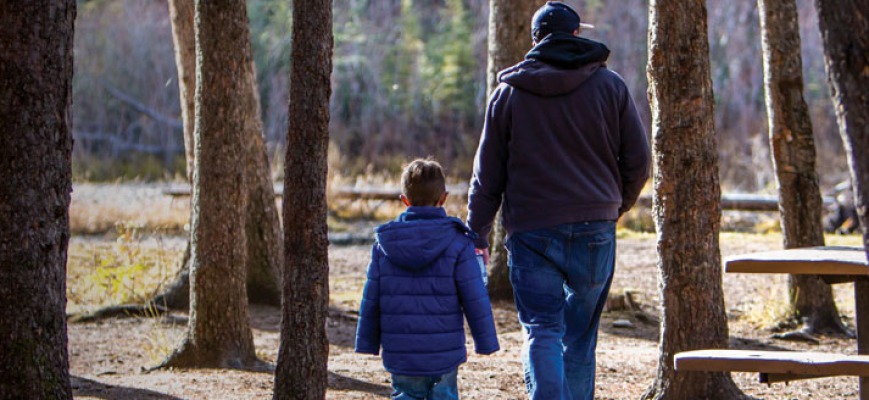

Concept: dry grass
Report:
left=70, top=183, right=190, bottom=235
left=66, top=228, right=184, bottom=314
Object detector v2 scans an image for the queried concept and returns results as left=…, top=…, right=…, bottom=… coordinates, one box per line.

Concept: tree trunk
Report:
left=150, top=0, right=281, bottom=311
left=158, top=0, right=259, bottom=369
left=0, top=1, right=75, bottom=398
left=483, top=0, right=546, bottom=302
left=814, top=0, right=869, bottom=256
left=758, top=0, right=848, bottom=336
left=149, top=0, right=197, bottom=312
left=643, top=0, right=747, bottom=398
left=814, top=13, right=869, bottom=398
left=486, top=0, right=543, bottom=94
left=168, top=0, right=196, bottom=183
left=272, top=0, right=333, bottom=397
left=240, top=65, right=283, bottom=307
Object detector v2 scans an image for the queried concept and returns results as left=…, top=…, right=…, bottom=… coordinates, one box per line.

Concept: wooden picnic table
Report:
left=676, top=246, right=869, bottom=398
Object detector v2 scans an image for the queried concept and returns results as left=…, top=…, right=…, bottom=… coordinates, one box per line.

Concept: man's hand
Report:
left=474, top=248, right=490, bottom=266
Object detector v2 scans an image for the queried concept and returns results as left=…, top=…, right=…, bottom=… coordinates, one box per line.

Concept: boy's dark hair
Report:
left=401, top=158, right=446, bottom=206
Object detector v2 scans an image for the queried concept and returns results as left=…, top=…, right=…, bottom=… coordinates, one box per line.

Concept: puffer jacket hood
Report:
left=375, top=206, right=475, bottom=271
left=499, top=32, right=609, bottom=97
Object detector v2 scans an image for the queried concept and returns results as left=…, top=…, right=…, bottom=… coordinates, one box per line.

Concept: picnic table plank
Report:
left=675, top=349, right=869, bottom=378
left=724, top=246, right=868, bottom=275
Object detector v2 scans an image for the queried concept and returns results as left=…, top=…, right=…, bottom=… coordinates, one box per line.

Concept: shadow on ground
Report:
left=72, top=375, right=184, bottom=400
left=329, top=371, right=392, bottom=396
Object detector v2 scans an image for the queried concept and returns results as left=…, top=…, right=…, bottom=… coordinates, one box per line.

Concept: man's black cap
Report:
left=531, top=1, right=594, bottom=42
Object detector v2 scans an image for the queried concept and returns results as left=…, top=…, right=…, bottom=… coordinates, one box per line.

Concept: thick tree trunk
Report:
left=758, top=0, right=848, bottom=336
left=814, top=6, right=869, bottom=395
left=483, top=0, right=545, bottom=302
left=0, top=1, right=75, bottom=398
left=272, top=0, right=333, bottom=397
left=150, top=0, right=280, bottom=311
left=814, top=0, right=869, bottom=256
left=158, top=0, right=259, bottom=369
left=486, top=0, right=543, bottom=94
left=643, top=1, right=748, bottom=399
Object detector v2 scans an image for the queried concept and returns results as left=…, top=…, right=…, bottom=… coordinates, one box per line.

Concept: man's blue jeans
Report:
left=507, top=221, right=616, bottom=400
left=390, top=369, right=458, bottom=399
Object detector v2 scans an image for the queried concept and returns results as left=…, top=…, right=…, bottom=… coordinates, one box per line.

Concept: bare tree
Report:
left=0, top=0, right=75, bottom=397
left=642, top=0, right=748, bottom=398
left=813, top=0, right=869, bottom=393
left=272, top=0, right=333, bottom=397
left=168, top=0, right=196, bottom=181
left=150, top=0, right=281, bottom=311
left=814, top=0, right=868, bottom=250
left=758, top=0, right=848, bottom=336
left=240, top=64, right=283, bottom=306
left=157, top=0, right=261, bottom=369
left=482, top=0, right=546, bottom=302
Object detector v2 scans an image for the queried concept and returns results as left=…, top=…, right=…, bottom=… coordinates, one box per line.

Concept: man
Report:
left=467, top=2, right=651, bottom=399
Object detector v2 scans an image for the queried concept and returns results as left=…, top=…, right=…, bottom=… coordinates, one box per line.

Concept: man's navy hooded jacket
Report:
left=467, top=32, right=651, bottom=249
left=355, top=206, right=499, bottom=376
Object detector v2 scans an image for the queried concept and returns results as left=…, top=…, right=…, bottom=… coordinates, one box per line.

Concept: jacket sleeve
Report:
left=355, top=245, right=381, bottom=355
left=455, top=242, right=500, bottom=355
left=617, top=83, right=651, bottom=216
left=467, top=85, right=512, bottom=249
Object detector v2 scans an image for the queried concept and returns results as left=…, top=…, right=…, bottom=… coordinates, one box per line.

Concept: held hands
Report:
left=474, top=248, right=490, bottom=266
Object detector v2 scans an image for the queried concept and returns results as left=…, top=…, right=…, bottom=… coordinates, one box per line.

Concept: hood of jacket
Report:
left=375, top=206, right=475, bottom=271
left=498, top=32, right=610, bottom=97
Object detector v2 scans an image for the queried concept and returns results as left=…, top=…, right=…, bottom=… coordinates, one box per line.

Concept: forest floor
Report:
left=67, top=183, right=865, bottom=399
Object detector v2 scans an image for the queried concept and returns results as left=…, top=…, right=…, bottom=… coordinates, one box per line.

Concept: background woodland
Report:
left=72, top=0, right=848, bottom=191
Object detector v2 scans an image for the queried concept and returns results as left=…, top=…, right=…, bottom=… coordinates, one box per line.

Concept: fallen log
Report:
left=162, top=185, right=833, bottom=212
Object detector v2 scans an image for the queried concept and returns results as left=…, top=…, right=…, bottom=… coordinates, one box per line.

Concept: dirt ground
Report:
left=66, top=183, right=866, bottom=399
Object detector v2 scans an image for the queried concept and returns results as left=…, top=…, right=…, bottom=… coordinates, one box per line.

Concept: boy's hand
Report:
left=474, top=248, right=489, bottom=266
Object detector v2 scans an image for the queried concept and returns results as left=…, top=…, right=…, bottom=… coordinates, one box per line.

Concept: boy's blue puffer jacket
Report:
left=355, top=206, right=500, bottom=376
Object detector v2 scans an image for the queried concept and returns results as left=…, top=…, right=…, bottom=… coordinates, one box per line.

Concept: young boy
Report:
left=355, top=158, right=500, bottom=399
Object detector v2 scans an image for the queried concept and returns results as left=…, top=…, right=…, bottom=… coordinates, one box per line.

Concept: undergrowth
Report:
left=67, top=223, right=180, bottom=314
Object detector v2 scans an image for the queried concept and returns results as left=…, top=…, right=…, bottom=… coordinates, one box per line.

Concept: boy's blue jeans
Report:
left=390, top=369, right=458, bottom=399
left=506, top=221, right=616, bottom=400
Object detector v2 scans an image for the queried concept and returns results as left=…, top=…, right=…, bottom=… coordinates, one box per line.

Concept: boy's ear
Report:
left=437, top=192, right=448, bottom=207
left=400, top=194, right=412, bottom=207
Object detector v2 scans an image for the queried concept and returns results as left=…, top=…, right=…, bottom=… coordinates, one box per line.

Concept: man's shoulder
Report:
left=592, top=66, right=628, bottom=87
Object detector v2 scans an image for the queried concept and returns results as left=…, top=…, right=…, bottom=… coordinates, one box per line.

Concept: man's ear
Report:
left=437, top=192, right=449, bottom=207
left=400, top=194, right=412, bottom=207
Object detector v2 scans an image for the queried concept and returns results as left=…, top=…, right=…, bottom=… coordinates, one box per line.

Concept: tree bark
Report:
left=158, top=0, right=259, bottom=369
left=483, top=0, right=546, bottom=302
left=149, top=0, right=197, bottom=312
left=814, top=0, right=869, bottom=257
left=758, top=0, right=848, bottom=335
left=814, top=0, right=869, bottom=394
left=272, top=0, right=333, bottom=397
left=240, top=66, right=283, bottom=307
left=149, top=0, right=281, bottom=312
left=0, top=1, right=75, bottom=398
left=643, top=0, right=748, bottom=398
left=168, top=0, right=196, bottom=183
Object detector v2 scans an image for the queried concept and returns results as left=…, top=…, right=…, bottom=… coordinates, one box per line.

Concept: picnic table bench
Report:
left=676, top=349, right=869, bottom=383
left=674, top=246, right=869, bottom=398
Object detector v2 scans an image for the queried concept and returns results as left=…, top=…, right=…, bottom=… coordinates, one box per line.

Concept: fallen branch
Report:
left=68, top=303, right=169, bottom=323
